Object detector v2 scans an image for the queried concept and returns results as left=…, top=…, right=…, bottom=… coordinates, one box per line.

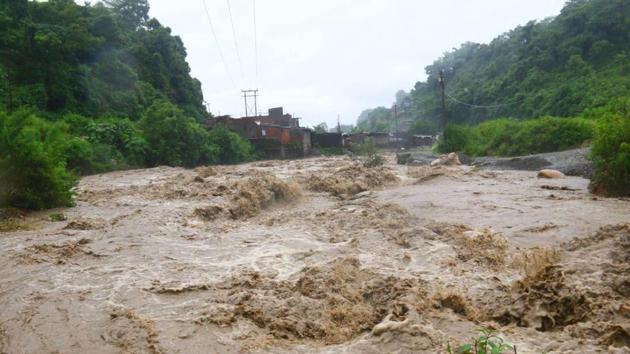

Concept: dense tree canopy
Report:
left=357, top=0, right=630, bottom=132
left=0, top=0, right=205, bottom=120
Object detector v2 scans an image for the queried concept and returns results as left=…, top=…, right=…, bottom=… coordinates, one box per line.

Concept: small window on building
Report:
left=262, top=129, right=266, bottom=136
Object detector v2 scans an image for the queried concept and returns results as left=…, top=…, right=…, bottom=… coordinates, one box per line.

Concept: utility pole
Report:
left=393, top=104, right=399, bottom=149
left=241, top=89, right=259, bottom=117
left=438, top=70, right=447, bottom=142
left=337, top=115, right=341, bottom=134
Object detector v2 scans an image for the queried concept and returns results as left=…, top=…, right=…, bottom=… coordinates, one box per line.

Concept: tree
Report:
left=0, top=110, right=76, bottom=209
left=207, top=125, right=253, bottom=164
left=313, top=122, right=328, bottom=133
left=139, top=100, right=216, bottom=167
left=103, top=0, right=149, bottom=29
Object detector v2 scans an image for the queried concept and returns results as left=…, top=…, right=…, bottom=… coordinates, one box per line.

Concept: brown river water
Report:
left=1, top=154, right=629, bottom=353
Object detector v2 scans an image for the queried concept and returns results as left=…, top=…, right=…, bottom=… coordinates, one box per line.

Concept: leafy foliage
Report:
left=0, top=110, right=76, bottom=209
left=207, top=125, right=253, bottom=164
left=589, top=99, right=630, bottom=196
left=448, top=328, right=514, bottom=354
left=140, top=100, right=217, bottom=167
left=0, top=0, right=205, bottom=120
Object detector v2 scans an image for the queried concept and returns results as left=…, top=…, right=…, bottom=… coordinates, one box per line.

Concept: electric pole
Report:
left=394, top=104, right=399, bottom=149
left=438, top=70, right=447, bottom=142
left=241, top=89, right=259, bottom=117
left=337, top=115, right=341, bottom=134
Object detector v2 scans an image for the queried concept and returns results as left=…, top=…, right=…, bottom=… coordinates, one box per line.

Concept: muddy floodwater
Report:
left=1, top=154, right=629, bottom=353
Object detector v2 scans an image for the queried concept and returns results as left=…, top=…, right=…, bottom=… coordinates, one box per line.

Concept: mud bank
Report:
left=0, top=155, right=629, bottom=353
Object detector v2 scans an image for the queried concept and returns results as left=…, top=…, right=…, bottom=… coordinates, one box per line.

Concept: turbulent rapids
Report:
left=1, top=154, right=629, bottom=353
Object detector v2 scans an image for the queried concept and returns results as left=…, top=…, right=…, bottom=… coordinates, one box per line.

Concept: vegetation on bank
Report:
left=0, top=104, right=254, bottom=210
left=436, top=116, right=594, bottom=157
left=436, top=100, right=629, bottom=196
left=589, top=99, right=630, bottom=196
left=0, top=0, right=254, bottom=210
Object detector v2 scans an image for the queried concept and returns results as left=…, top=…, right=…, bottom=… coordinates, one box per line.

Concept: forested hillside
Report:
left=0, top=0, right=252, bottom=209
left=0, top=0, right=205, bottom=120
left=357, top=0, right=630, bottom=132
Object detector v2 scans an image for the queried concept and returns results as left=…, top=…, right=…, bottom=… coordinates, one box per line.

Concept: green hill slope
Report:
left=357, top=0, right=630, bottom=132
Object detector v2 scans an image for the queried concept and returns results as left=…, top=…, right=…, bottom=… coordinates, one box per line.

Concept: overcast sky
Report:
left=147, top=0, right=567, bottom=127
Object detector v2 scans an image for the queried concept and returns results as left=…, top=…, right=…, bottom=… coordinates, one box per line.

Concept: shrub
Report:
left=207, top=125, right=253, bottom=164
left=62, top=136, right=98, bottom=174
left=590, top=100, right=630, bottom=196
left=350, top=138, right=384, bottom=167
left=140, top=100, right=217, bottom=167
left=0, top=110, right=76, bottom=209
left=447, top=328, right=514, bottom=354
left=86, top=117, right=148, bottom=167
left=436, top=124, right=473, bottom=154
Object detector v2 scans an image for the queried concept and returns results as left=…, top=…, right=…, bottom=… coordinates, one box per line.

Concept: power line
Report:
left=252, top=0, right=259, bottom=84
left=200, top=0, right=236, bottom=88
left=226, top=0, right=244, bottom=79
left=444, top=91, right=525, bottom=109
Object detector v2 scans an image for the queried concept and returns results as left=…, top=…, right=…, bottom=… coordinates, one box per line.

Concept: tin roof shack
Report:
left=204, top=107, right=311, bottom=158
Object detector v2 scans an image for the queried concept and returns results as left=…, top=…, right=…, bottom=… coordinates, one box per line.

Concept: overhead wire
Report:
left=444, top=91, right=525, bottom=109
left=225, top=0, right=244, bottom=79
left=200, top=0, right=236, bottom=88
left=252, top=0, right=259, bottom=85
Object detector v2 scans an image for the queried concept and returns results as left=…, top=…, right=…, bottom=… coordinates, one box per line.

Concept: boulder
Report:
left=430, top=152, right=461, bottom=167
left=537, top=169, right=565, bottom=179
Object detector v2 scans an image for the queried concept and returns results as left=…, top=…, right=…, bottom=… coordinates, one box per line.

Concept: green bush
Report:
left=448, top=328, right=513, bottom=354
left=62, top=136, right=98, bottom=174
left=590, top=100, right=630, bottom=196
left=86, top=117, right=148, bottom=167
left=437, top=124, right=473, bottom=154
left=140, top=100, right=217, bottom=167
left=437, top=117, right=594, bottom=156
left=207, top=125, right=253, bottom=164
left=0, top=110, right=76, bottom=209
